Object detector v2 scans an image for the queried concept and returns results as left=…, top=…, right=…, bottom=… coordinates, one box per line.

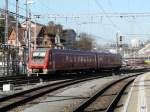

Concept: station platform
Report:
left=122, top=72, right=150, bottom=112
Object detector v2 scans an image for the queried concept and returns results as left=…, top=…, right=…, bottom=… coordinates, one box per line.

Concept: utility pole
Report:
left=16, top=0, right=19, bottom=47
left=26, top=0, right=32, bottom=55
left=4, top=0, right=8, bottom=44
left=4, top=0, right=8, bottom=76
left=34, top=20, right=37, bottom=50
left=16, top=0, right=19, bottom=74
left=24, top=0, right=33, bottom=75
left=25, top=0, right=29, bottom=51
left=24, top=0, right=29, bottom=75
left=28, top=11, right=31, bottom=54
left=116, top=32, right=119, bottom=54
left=34, top=17, right=37, bottom=50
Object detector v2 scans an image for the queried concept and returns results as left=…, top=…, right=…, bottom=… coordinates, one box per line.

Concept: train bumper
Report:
left=43, top=69, right=48, bottom=74
left=28, top=68, right=49, bottom=75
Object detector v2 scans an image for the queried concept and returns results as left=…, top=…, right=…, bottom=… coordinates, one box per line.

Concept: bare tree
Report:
left=76, top=33, right=94, bottom=51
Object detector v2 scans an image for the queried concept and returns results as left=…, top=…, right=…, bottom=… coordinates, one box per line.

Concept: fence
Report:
left=0, top=45, right=27, bottom=77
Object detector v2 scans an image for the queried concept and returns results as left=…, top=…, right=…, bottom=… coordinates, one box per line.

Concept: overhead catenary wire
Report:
left=107, top=0, right=113, bottom=11
left=0, top=8, right=26, bottom=19
left=94, top=0, right=120, bottom=31
left=8, top=1, right=26, bottom=13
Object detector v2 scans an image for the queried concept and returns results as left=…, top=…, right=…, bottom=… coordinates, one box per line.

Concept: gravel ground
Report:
left=7, top=75, right=122, bottom=112
left=0, top=79, right=67, bottom=97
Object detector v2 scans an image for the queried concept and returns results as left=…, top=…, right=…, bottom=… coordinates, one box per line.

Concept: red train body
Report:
left=126, top=57, right=145, bottom=66
left=28, top=49, right=122, bottom=75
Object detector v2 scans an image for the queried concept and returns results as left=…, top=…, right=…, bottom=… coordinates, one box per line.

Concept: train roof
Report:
left=51, top=49, right=95, bottom=55
left=34, top=48, right=121, bottom=56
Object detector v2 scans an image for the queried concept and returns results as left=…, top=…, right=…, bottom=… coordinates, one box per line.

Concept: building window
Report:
left=45, top=41, right=47, bottom=45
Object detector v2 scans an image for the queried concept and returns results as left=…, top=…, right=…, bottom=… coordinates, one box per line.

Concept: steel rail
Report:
left=0, top=76, right=102, bottom=111
left=105, top=79, right=134, bottom=112
left=73, top=74, right=140, bottom=112
left=0, top=75, right=40, bottom=88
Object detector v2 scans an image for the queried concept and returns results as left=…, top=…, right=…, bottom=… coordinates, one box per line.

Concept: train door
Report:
left=51, top=50, right=56, bottom=71
left=48, top=50, right=53, bottom=70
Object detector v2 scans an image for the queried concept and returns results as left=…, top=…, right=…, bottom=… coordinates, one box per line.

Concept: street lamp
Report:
left=24, top=0, right=34, bottom=74
left=26, top=0, right=34, bottom=54
left=16, top=0, right=19, bottom=48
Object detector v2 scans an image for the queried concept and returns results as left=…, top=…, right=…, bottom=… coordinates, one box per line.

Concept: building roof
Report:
left=9, top=27, right=25, bottom=46
left=21, top=20, right=44, bottom=38
left=138, top=43, right=150, bottom=55
left=30, top=25, right=43, bottom=38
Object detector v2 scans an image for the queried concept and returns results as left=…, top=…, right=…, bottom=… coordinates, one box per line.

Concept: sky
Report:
left=1, top=0, right=150, bottom=45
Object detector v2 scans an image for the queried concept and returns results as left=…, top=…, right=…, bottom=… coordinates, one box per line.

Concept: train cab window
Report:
left=32, top=51, right=46, bottom=61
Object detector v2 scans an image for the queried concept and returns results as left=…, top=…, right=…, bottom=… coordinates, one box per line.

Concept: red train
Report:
left=27, top=48, right=122, bottom=76
left=126, top=57, right=145, bottom=66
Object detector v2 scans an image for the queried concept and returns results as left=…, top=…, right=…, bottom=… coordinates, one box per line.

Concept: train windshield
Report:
left=32, top=51, right=46, bottom=61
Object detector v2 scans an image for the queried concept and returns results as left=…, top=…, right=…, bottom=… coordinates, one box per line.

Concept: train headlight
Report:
left=43, top=69, right=48, bottom=74
left=28, top=68, right=32, bottom=72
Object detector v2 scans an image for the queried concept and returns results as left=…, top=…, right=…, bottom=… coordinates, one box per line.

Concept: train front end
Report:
left=27, top=49, right=51, bottom=76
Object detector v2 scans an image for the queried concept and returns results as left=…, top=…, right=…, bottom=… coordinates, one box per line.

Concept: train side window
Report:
left=62, top=55, right=64, bottom=62
left=55, top=54, right=57, bottom=60
left=69, top=55, right=71, bottom=62
left=81, top=56, right=83, bottom=63
left=88, top=57, right=89, bottom=62
left=99, top=57, right=102, bottom=61
left=85, top=57, right=86, bottom=62
left=84, top=57, right=86, bottom=63
left=63, top=55, right=65, bottom=62
left=70, top=55, right=72, bottom=62
left=83, top=56, right=85, bottom=63
left=74, top=56, right=76, bottom=62
left=66, top=55, right=69, bottom=61
left=79, top=56, right=81, bottom=62
left=83, top=56, right=84, bottom=63
left=49, top=52, right=51, bottom=61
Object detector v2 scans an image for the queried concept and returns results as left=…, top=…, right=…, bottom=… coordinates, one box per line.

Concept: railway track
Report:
left=0, top=67, right=147, bottom=88
left=0, top=75, right=40, bottom=89
left=73, top=74, right=139, bottom=112
left=0, top=76, right=103, bottom=111
left=0, top=70, right=146, bottom=111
